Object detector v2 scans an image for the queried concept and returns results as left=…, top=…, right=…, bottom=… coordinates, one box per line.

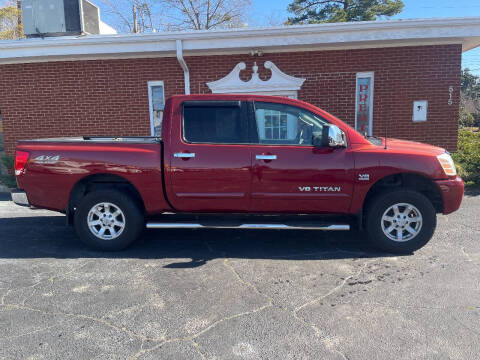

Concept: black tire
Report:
left=74, top=189, right=144, bottom=251
left=365, top=190, right=436, bottom=254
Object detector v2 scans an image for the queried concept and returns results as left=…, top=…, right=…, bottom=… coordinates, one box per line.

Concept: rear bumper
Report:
left=11, top=190, right=30, bottom=207
left=435, top=176, right=464, bottom=215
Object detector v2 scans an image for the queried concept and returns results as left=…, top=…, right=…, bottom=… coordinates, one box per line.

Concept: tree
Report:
left=461, top=69, right=480, bottom=101
left=162, top=0, right=250, bottom=31
left=100, top=0, right=250, bottom=33
left=99, top=0, right=157, bottom=33
left=460, top=69, right=480, bottom=127
left=287, top=0, right=404, bottom=24
left=0, top=0, right=23, bottom=39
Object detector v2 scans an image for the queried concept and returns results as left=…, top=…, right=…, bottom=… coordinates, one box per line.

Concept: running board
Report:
left=146, top=223, right=350, bottom=231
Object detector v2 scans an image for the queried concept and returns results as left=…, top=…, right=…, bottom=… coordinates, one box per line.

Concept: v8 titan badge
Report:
left=298, top=186, right=341, bottom=192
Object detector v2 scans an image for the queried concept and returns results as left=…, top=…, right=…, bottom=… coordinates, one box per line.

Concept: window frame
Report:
left=148, top=81, right=165, bottom=136
left=252, top=101, right=331, bottom=147
left=355, top=72, right=374, bottom=137
left=181, top=101, right=250, bottom=145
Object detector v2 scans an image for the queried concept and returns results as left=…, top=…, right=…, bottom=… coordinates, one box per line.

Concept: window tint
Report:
left=254, top=102, right=328, bottom=145
left=183, top=105, right=247, bottom=144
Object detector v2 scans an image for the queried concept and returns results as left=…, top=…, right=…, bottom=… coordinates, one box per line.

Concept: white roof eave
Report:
left=1, top=17, right=480, bottom=64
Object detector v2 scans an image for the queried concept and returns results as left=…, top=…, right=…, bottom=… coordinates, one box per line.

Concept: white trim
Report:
left=147, top=81, right=165, bottom=136
left=355, top=72, right=375, bottom=136
left=78, top=0, right=86, bottom=34
left=0, top=39, right=466, bottom=65
left=207, top=61, right=305, bottom=96
left=0, top=17, right=479, bottom=64
left=176, top=40, right=190, bottom=94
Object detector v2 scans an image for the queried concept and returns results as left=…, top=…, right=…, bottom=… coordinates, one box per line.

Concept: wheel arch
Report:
left=362, top=172, right=443, bottom=219
left=67, top=173, right=145, bottom=225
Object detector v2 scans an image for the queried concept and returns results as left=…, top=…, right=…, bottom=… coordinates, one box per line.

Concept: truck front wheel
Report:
left=365, top=190, right=437, bottom=253
left=74, top=190, right=144, bottom=251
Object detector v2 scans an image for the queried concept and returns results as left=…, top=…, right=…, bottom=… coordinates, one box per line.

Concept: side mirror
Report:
left=314, top=125, right=346, bottom=148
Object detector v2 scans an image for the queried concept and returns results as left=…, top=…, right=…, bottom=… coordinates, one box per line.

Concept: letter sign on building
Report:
left=355, top=72, right=374, bottom=136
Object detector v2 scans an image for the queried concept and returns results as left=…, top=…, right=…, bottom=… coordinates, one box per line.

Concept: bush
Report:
left=0, top=155, right=16, bottom=189
left=452, top=129, right=480, bottom=185
left=459, top=108, right=476, bottom=128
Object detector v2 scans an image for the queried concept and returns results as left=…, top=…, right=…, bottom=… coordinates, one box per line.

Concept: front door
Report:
left=249, top=101, right=354, bottom=214
left=168, top=100, right=252, bottom=212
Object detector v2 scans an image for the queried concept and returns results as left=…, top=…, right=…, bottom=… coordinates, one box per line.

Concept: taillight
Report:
left=14, top=150, right=30, bottom=176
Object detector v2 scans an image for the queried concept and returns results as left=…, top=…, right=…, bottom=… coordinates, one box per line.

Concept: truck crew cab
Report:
left=12, top=95, right=464, bottom=253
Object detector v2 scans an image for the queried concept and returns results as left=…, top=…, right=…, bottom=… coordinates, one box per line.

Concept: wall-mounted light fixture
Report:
left=249, top=49, right=264, bottom=57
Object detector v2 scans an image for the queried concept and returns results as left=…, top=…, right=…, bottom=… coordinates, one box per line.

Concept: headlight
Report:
left=437, top=153, right=456, bottom=176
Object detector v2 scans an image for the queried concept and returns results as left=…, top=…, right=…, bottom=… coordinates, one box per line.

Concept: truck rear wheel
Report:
left=365, top=190, right=436, bottom=253
left=74, top=189, right=144, bottom=251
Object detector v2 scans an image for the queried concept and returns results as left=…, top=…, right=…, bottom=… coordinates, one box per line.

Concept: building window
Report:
left=355, top=72, right=374, bottom=136
left=263, top=110, right=288, bottom=140
left=148, top=81, right=165, bottom=136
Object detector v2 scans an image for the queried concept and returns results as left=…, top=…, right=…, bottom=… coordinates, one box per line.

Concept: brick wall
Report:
left=0, top=44, right=462, bottom=154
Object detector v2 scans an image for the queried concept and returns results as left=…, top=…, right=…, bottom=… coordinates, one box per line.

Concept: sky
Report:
left=97, top=0, right=480, bottom=74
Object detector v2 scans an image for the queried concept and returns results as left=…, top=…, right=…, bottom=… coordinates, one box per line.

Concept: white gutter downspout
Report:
left=176, top=40, right=190, bottom=95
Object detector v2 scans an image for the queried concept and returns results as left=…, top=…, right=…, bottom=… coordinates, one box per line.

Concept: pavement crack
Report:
left=4, top=260, right=93, bottom=306
left=127, top=258, right=275, bottom=360
left=191, top=340, right=207, bottom=360
left=291, top=260, right=373, bottom=360
left=1, top=289, right=12, bottom=306
left=457, top=222, right=480, bottom=233
left=294, top=260, right=373, bottom=314
left=223, top=258, right=274, bottom=306
left=0, top=303, right=162, bottom=343
left=461, top=246, right=478, bottom=265
left=0, top=322, right=62, bottom=341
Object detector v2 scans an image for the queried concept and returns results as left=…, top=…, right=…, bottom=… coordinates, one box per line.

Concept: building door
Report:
left=248, top=101, right=355, bottom=214
left=167, top=100, right=252, bottom=212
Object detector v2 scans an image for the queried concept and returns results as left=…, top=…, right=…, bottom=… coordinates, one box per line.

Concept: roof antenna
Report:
left=384, top=101, right=388, bottom=150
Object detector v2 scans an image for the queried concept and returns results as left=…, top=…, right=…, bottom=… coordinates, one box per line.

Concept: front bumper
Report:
left=435, top=176, right=464, bottom=215
left=11, top=190, right=30, bottom=207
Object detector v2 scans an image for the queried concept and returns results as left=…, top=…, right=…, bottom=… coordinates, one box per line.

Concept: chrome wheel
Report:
left=381, top=203, right=423, bottom=242
left=87, top=202, right=126, bottom=240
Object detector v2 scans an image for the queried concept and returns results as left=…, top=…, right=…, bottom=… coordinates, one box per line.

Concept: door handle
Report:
left=256, top=154, right=277, bottom=160
left=174, top=152, right=195, bottom=159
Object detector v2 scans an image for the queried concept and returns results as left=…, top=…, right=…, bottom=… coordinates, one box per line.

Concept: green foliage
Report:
left=461, top=69, right=480, bottom=100
left=452, top=130, right=480, bottom=185
left=287, top=0, right=404, bottom=24
left=0, top=3, right=23, bottom=40
left=0, top=155, right=15, bottom=188
left=0, top=155, right=13, bottom=171
left=0, top=174, right=16, bottom=188
left=459, top=106, right=476, bottom=128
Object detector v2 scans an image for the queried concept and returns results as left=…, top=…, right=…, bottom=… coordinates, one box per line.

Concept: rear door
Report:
left=248, top=101, right=355, bottom=214
left=167, top=100, right=252, bottom=212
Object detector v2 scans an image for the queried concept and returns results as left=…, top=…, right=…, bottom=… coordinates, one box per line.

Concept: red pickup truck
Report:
left=12, top=94, right=464, bottom=253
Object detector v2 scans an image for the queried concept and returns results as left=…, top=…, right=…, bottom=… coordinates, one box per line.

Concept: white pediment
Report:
left=207, top=61, right=306, bottom=96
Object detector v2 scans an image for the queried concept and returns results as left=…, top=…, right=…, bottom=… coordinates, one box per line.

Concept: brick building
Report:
left=0, top=17, right=480, bottom=154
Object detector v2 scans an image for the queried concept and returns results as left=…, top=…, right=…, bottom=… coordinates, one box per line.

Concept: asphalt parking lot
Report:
left=0, top=192, right=479, bottom=360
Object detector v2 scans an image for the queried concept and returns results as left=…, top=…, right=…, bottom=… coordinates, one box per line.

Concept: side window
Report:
left=183, top=104, right=248, bottom=144
left=254, top=102, right=328, bottom=145
left=148, top=81, right=165, bottom=137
